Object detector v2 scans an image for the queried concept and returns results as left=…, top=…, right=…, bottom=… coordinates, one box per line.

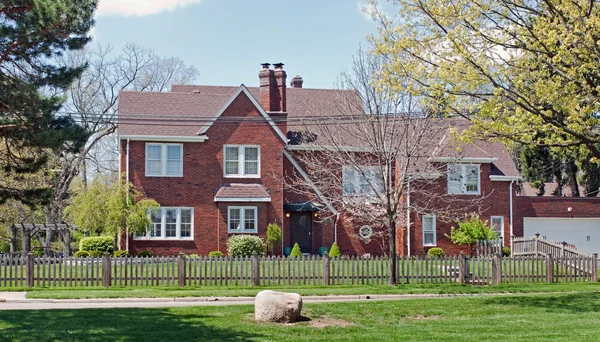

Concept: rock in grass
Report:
left=254, top=290, right=303, bottom=323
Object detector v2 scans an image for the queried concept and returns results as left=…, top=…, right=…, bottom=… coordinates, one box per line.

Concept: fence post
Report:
left=178, top=252, right=186, bottom=287
left=534, top=233, right=540, bottom=257
left=592, top=253, right=598, bottom=282
left=561, top=241, right=567, bottom=258
left=26, top=252, right=34, bottom=288
left=491, top=254, right=497, bottom=285
left=459, top=252, right=467, bottom=284
left=322, top=252, right=330, bottom=285
left=102, top=252, right=111, bottom=287
left=251, top=254, right=260, bottom=286
left=546, top=254, right=554, bottom=283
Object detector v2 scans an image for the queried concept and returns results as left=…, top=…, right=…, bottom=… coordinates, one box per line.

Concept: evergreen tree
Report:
left=0, top=0, right=96, bottom=205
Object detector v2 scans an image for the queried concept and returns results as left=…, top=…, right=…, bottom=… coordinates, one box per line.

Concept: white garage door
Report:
left=524, top=218, right=600, bottom=255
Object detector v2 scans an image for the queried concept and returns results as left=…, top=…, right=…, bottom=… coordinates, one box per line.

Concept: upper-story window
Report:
left=342, top=166, right=384, bottom=198
left=145, top=143, right=183, bottom=177
left=224, top=145, right=260, bottom=177
left=447, top=164, right=480, bottom=195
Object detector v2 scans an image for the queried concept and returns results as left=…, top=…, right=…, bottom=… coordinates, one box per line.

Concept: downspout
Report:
left=334, top=213, right=340, bottom=243
left=406, top=176, right=411, bottom=257
left=125, top=138, right=130, bottom=252
left=509, top=179, right=514, bottom=248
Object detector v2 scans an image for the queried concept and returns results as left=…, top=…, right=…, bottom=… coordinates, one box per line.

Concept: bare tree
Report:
left=43, top=43, right=199, bottom=248
left=284, top=49, right=483, bottom=285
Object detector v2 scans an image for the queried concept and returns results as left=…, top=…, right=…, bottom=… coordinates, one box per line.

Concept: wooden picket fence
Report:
left=0, top=252, right=597, bottom=288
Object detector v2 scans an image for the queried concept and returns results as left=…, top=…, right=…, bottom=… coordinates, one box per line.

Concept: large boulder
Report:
left=254, top=290, right=303, bottom=323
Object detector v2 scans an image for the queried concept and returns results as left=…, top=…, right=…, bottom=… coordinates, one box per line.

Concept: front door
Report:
left=290, top=212, right=312, bottom=253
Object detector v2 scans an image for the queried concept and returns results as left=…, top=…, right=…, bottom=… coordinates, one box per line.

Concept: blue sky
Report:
left=93, top=0, right=379, bottom=89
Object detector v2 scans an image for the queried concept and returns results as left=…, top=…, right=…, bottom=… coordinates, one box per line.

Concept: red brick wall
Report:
left=513, top=196, right=600, bottom=237
left=406, top=163, right=515, bottom=256
left=122, top=91, right=285, bottom=256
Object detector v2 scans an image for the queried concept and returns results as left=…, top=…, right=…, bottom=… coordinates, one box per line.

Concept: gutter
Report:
left=125, top=138, right=130, bottom=252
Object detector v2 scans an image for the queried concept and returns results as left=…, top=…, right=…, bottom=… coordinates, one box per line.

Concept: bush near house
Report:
left=113, top=250, right=130, bottom=257
left=227, top=235, right=264, bottom=257
left=79, top=236, right=114, bottom=253
left=503, top=246, right=511, bottom=257
left=328, top=242, right=341, bottom=257
left=208, top=251, right=223, bottom=258
left=266, top=223, right=282, bottom=254
left=136, top=250, right=154, bottom=257
left=73, top=251, right=89, bottom=257
left=289, top=243, right=302, bottom=257
left=88, top=251, right=104, bottom=257
left=427, top=247, right=445, bottom=257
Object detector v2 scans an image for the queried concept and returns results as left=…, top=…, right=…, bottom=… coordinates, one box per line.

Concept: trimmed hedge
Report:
left=208, top=251, right=223, bottom=258
left=289, top=243, right=302, bottom=257
left=427, top=247, right=445, bottom=257
left=88, top=251, right=104, bottom=257
left=328, top=242, right=341, bottom=257
left=73, top=251, right=89, bottom=257
left=80, top=236, right=114, bottom=253
left=137, top=250, right=153, bottom=257
left=113, top=250, right=130, bottom=257
left=226, top=235, right=264, bottom=257
left=502, top=246, right=511, bottom=257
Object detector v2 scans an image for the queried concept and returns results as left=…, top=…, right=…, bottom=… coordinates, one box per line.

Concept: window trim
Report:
left=490, top=215, right=504, bottom=239
left=447, top=163, right=481, bottom=195
left=135, top=207, right=194, bottom=240
left=422, top=214, right=437, bottom=247
left=145, top=143, right=183, bottom=177
left=227, top=206, right=258, bottom=233
left=223, top=145, right=261, bottom=178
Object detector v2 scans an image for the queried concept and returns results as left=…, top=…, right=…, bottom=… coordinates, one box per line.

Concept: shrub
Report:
left=227, top=235, right=265, bottom=257
left=137, top=250, right=154, bottom=257
left=328, top=242, right=341, bottom=257
left=113, top=250, right=130, bottom=257
left=266, top=223, right=282, bottom=253
left=33, top=248, right=44, bottom=257
left=73, top=251, right=89, bottom=257
left=0, top=241, right=10, bottom=253
left=502, top=246, right=511, bottom=257
left=289, top=243, right=302, bottom=257
left=427, top=247, right=445, bottom=257
left=79, top=236, right=114, bottom=253
left=208, top=251, right=223, bottom=258
left=188, top=254, right=200, bottom=258
left=88, top=251, right=105, bottom=257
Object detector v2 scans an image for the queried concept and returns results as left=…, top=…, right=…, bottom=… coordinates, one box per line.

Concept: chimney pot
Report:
left=261, top=63, right=271, bottom=69
left=273, top=63, right=284, bottom=69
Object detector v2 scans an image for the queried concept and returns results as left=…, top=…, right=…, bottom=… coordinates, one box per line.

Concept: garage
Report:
left=523, top=218, right=600, bottom=255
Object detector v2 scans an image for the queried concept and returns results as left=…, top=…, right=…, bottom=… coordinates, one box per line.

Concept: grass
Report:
left=1, top=292, right=600, bottom=341
left=17, top=282, right=600, bottom=299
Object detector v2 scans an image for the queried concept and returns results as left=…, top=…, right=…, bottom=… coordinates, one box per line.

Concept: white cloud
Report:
left=97, top=0, right=202, bottom=17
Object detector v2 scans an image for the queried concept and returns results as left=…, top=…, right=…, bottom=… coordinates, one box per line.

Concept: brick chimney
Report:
left=290, top=75, right=303, bottom=88
left=259, top=63, right=288, bottom=134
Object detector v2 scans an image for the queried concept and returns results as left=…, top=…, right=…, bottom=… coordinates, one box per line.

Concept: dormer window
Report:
left=447, top=164, right=480, bottom=195
left=224, top=145, right=260, bottom=177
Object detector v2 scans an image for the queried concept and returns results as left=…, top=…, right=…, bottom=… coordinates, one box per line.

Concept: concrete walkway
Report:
left=0, top=291, right=568, bottom=311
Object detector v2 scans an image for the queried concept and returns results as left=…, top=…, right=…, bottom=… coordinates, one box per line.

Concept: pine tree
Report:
left=0, top=0, right=96, bottom=205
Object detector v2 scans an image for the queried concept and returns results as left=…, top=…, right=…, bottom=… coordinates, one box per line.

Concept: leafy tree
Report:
left=265, top=223, right=282, bottom=255
left=0, top=0, right=96, bottom=205
left=446, top=213, right=498, bottom=256
left=368, top=0, right=600, bottom=160
left=64, top=177, right=158, bottom=247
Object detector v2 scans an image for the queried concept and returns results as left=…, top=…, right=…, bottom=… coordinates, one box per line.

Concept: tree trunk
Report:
left=566, top=160, right=580, bottom=197
left=81, top=157, right=88, bottom=190
left=387, top=215, right=397, bottom=286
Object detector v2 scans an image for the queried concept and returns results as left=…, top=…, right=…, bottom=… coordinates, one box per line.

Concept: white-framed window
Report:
left=224, top=145, right=260, bottom=177
left=136, top=207, right=193, bottom=240
left=490, top=216, right=504, bottom=238
left=447, top=164, right=480, bottom=195
left=342, top=166, right=384, bottom=198
left=422, top=215, right=436, bottom=246
left=228, top=206, right=258, bottom=233
left=145, top=143, right=183, bottom=177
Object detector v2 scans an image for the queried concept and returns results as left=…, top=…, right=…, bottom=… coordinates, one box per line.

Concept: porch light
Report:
left=285, top=212, right=290, bottom=218
left=314, top=212, right=318, bottom=218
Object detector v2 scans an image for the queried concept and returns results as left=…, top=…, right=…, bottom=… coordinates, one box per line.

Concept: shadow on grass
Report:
left=484, top=292, right=600, bottom=314
left=0, top=307, right=261, bottom=342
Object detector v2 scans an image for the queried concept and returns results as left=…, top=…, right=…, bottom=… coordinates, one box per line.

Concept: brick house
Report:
left=118, top=63, right=599, bottom=257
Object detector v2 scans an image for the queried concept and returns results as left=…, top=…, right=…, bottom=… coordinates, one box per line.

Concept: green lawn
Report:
left=1, top=292, right=600, bottom=341
left=19, top=282, right=600, bottom=299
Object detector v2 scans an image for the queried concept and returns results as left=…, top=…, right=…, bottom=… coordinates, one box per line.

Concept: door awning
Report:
left=283, top=201, right=324, bottom=212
